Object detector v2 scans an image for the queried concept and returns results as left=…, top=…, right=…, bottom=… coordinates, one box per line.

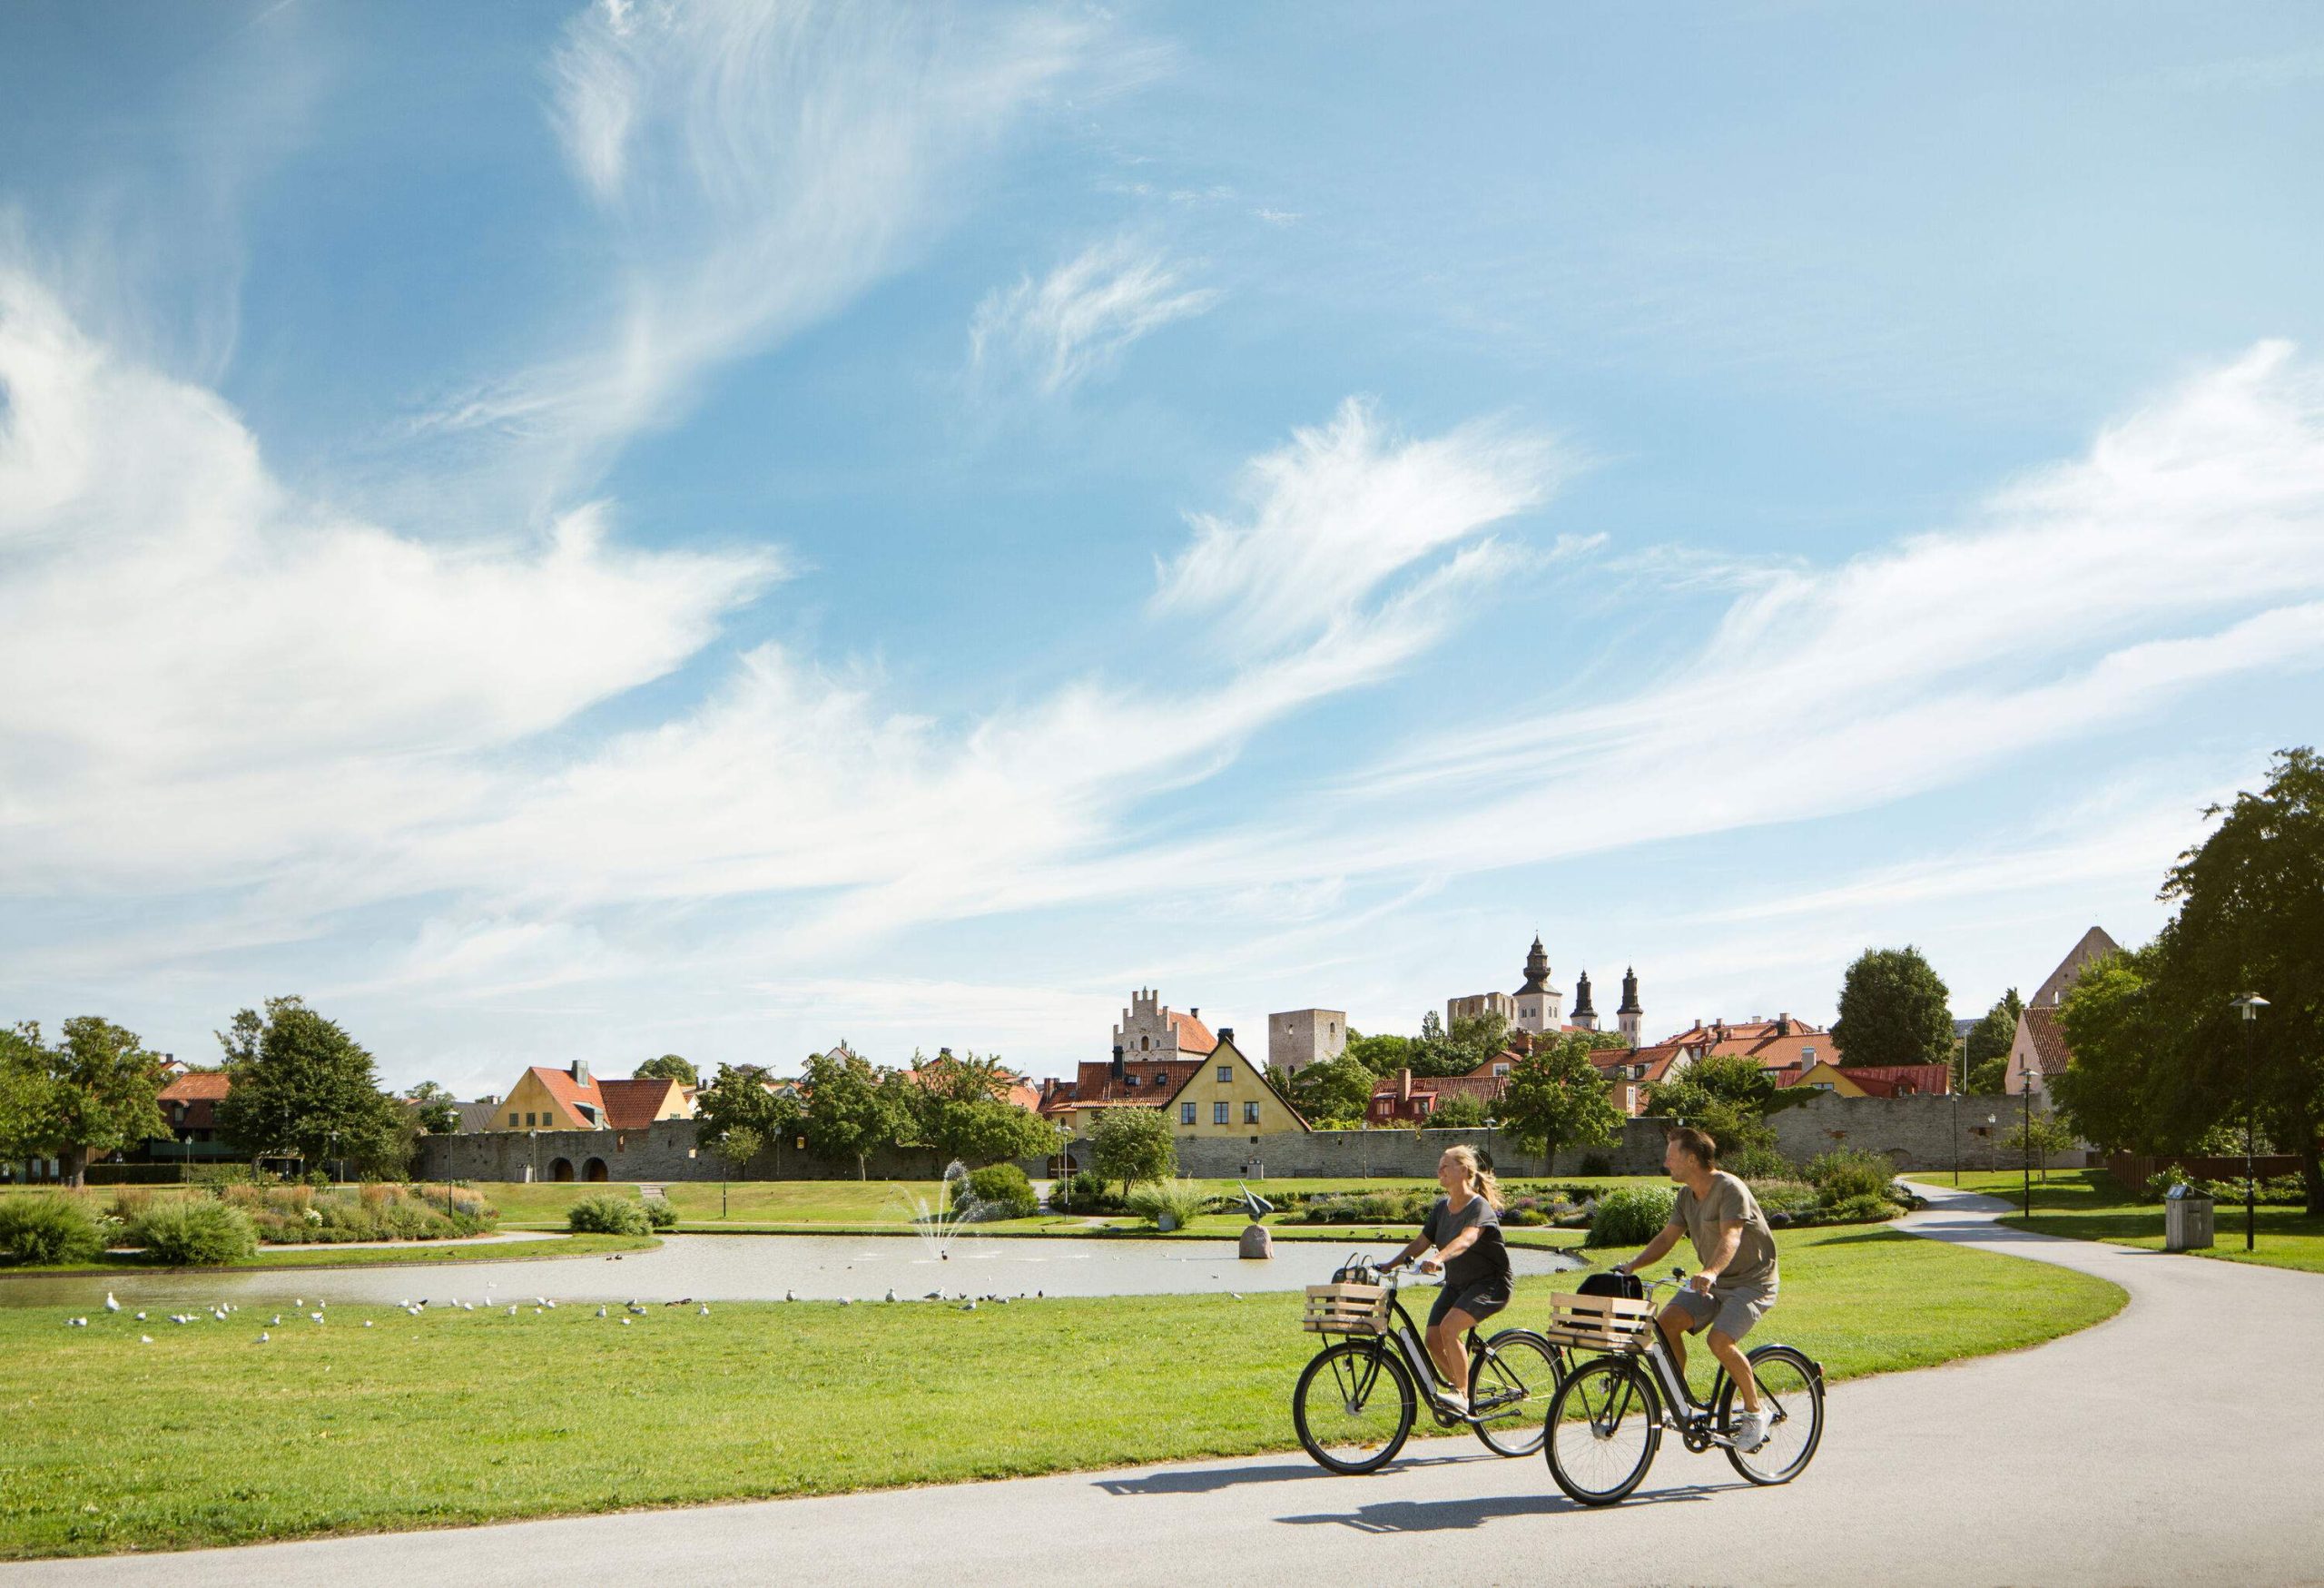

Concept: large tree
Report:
left=800, top=1049, right=907, bottom=1179
left=1643, top=1052, right=1780, bottom=1165
left=1270, top=1052, right=1377, bottom=1127
left=1832, top=946, right=1957, bottom=1070
left=1085, top=1106, right=1176, bottom=1197
left=2159, top=747, right=2324, bottom=1211
left=1963, top=988, right=2024, bottom=1093
left=895, top=1051, right=1051, bottom=1168
left=634, top=1054, right=699, bottom=1086
left=694, top=1063, right=802, bottom=1171
left=214, top=997, right=408, bottom=1177
left=2051, top=942, right=2199, bottom=1155
left=0, top=1018, right=170, bottom=1187
left=1495, top=1033, right=1621, bottom=1169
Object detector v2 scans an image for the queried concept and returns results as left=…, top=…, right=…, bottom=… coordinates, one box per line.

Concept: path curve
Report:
left=7, top=1183, right=2321, bottom=1587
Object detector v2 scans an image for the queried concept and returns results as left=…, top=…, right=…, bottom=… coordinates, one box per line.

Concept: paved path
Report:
left=10, top=1185, right=2323, bottom=1587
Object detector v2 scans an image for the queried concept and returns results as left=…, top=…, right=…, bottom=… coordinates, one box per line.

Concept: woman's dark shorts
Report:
left=1428, top=1277, right=1512, bottom=1330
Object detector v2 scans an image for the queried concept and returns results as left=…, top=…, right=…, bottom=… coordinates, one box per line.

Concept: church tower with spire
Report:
left=1512, top=934, right=1564, bottom=1034
left=1571, top=969, right=1598, bottom=1031
left=1616, top=967, right=1643, bottom=1048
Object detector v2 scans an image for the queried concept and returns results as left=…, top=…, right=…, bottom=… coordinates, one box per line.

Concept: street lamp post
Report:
left=1952, top=1091, right=1961, bottom=1189
left=2021, top=1082, right=2033, bottom=1223
left=2232, top=993, right=2270, bottom=1253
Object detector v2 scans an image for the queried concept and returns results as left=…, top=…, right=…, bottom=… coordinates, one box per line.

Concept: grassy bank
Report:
left=0, top=1231, right=659, bottom=1279
left=0, top=1222, right=2122, bottom=1560
left=1912, top=1169, right=2324, bottom=1276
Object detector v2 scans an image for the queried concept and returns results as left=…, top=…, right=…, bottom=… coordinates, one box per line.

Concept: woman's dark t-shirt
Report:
left=1423, top=1194, right=1510, bottom=1290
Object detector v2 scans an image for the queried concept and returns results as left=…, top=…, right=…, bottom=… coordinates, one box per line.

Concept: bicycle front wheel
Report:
left=1293, top=1338, right=1416, bottom=1475
left=1718, top=1344, right=1823, bottom=1484
left=1545, top=1356, right=1661, bottom=1506
left=1468, top=1330, right=1562, bottom=1457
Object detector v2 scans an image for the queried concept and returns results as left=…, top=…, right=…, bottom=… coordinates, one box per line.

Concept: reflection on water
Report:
left=0, top=1232, right=1580, bottom=1312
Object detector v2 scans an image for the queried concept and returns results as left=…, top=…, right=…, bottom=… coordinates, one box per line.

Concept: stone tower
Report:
left=1616, top=967, right=1643, bottom=1048
left=1268, top=1009, right=1347, bottom=1075
left=1571, top=970, right=1597, bottom=1031
left=1512, top=934, right=1564, bottom=1034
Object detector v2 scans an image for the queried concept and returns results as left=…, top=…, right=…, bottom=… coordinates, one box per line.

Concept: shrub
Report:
left=644, top=1200, right=679, bottom=1231
left=0, top=1196, right=107, bottom=1266
left=108, top=1188, right=154, bottom=1221
left=566, top=1194, right=651, bottom=1237
left=129, top=1201, right=259, bottom=1265
left=1576, top=1153, right=1614, bottom=1178
left=2143, top=1172, right=2305, bottom=1206
left=1747, top=1179, right=1821, bottom=1219
left=1124, top=1178, right=1210, bottom=1230
left=1724, top=1142, right=1797, bottom=1181
left=1805, top=1148, right=1895, bottom=1204
left=1585, top=1184, right=1677, bottom=1248
left=1817, top=1192, right=1896, bottom=1226
left=1503, top=1207, right=1550, bottom=1227
left=1059, top=1172, right=1124, bottom=1213
left=963, top=1163, right=1039, bottom=1220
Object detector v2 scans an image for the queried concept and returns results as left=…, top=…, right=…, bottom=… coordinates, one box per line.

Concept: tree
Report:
left=1644, top=1053, right=1780, bottom=1165
left=2050, top=943, right=2198, bottom=1154
left=1496, top=1033, right=1621, bottom=1169
left=1832, top=946, right=1956, bottom=1070
left=1086, top=1106, right=1176, bottom=1197
left=1964, top=989, right=2024, bottom=1087
left=695, top=1063, right=801, bottom=1169
left=2159, top=747, right=2324, bottom=1211
left=0, top=1018, right=170, bottom=1188
left=402, top=1081, right=463, bottom=1135
left=214, top=997, right=408, bottom=1178
left=1406, top=1010, right=1510, bottom=1079
left=1428, top=1093, right=1491, bottom=1129
left=1270, top=1053, right=1376, bottom=1126
left=2001, top=1112, right=2079, bottom=1182
left=634, top=1054, right=699, bottom=1087
left=800, top=1050, right=907, bottom=1179
left=1344, top=1029, right=1413, bottom=1074
left=714, top=1124, right=764, bottom=1218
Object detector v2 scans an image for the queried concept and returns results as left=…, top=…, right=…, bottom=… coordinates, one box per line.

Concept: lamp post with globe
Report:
left=2231, top=992, right=2269, bottom=1252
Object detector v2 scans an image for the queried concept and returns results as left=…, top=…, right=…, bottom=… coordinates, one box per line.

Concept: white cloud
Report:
left=969, top=234, right=1219, bottom=395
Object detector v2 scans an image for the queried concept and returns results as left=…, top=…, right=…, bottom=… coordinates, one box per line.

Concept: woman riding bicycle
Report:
left=1386, top=1145, right=1511, bottom=1412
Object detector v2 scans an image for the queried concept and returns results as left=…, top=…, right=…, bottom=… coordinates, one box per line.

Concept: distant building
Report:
left=1267, top=1009, right=1346, bottom=1075
left=149, top=1070, right=237, bottom=1164
left=453, top=1096, right=502, bottom=1133
left=2008, top=928, right=2120, bottom=1095
left=1112, top=989, right=1218, bottom=1062
left=1039, top=1031, right=1307, bottom=1143
left=1446, top=991, right=1518, bottom=1026
left=1784, top=1060, right=1951, bottom=1098
left=1452, top=941, right=1645, bottom=1044
left=490, top=1061, right=696, bottom=1131
left=1369, top=1054, right=1513, bottom=1124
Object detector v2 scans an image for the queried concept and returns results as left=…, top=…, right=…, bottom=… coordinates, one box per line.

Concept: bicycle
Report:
left=1293, top=1257, right=1566, bottom=1474
left=1541, top=1267, right=1825, bottom=1506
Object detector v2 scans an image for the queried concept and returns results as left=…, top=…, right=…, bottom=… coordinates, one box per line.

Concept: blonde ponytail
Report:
left=1443, top=1144, right=1503, bottom=1208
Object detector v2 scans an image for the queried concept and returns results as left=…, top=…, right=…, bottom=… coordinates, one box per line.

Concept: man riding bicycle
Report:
left=1614, top=1125, right=1779, bottom=1451
left=1385, top=1145, right=1511, bottom=1414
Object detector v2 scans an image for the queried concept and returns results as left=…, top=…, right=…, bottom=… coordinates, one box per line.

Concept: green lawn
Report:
left=0, top=1221, right=2122, bottom=1559
left=1905, top=1169, right=2324, bottom=1276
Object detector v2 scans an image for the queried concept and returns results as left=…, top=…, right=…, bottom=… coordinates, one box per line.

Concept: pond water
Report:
left=2, top=1231, right=1580, bottom=1312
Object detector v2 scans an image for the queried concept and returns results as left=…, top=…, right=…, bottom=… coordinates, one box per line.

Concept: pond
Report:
left=0, top=1231, right=1581, bottom=1312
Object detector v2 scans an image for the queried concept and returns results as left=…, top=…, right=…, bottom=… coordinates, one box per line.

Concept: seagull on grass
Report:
left=104, top=1293, right=121, bottom=1313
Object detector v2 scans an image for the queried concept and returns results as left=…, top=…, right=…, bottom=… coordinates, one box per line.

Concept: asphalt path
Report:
left=11, top=1183, right=2323, bottom=1587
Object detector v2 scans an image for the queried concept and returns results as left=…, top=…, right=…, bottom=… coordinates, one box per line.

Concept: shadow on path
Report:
left=1096, top=1451, right=1486, bottom=1496
left=1277, top=1481, right=1734, bottom=1534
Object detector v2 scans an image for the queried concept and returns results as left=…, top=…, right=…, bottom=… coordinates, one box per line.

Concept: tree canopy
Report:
left=1270, top=1052, right=1376, bottom=1127
left=634, top=1054, right=699, bottom=1086
left=694, top=1063, right=801, bottom=1168
left=1494, top=1033, right=1620, bottom=1167
left=1086, top=1105, right=1176, bottom=1195
left=214, top=997, right=408, bottom=1177
left=0, top=1017, right=171, bottom=1187
left=800, top=1050, right=907, bottom=1179
left=401, top=1081, right=464, bottom=1135
left=1832, top=945, right=1957, bottom=1069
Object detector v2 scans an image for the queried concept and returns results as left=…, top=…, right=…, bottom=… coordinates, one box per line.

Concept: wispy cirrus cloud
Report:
left=969, top=233, right=1219, bottom=395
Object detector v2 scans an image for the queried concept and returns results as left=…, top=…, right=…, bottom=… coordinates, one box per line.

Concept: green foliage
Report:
left=961, top=1163, right=1038, bottom=1219
left=129, top=1201, right=258, bottom=1265
left=633, top=1054, right=699, bottom=1086
left=213, top=998, right=408, bottom=1177
left=1271, top=1052, right=1376, bottom=1124
left=911, top=1093, right=1052, bottom=1169
left=1427, top=1092, right=1491, bottom=1129
left=1584, top=1184, right=1677, bottom=1248
left=2051, top=944, right=2186, bottom=1152
left=1647, top=1052, right=1777, bottom=1115
left=2144, top=1172, right=2306, bottom=1206
left=1059, top=1170, right=1124, bottom=1213
left=1085, top=1106, right=1176, bottom=1195
left=226, top=1183, right=495, bottom=1244
left=800, top=1050, right=906, bottom=1176
left=1832, top=946, right=1957, bottom=1070
left=1746, top=1179, right=1821, bottom=1220
left=1284, top=1188, right=1434, bottom=1225
left=566, top=1194, right=652, bottom=1237
left=1496, top=1033, right=1621, bottom=1161
left=695, top=1067, right=797, bottom=1169
left=1964, top=988, right=2024, bottom=1080
left=1819, top=1192, right=1896, bottom=1225
left=0, top=1016, right=172, bottom=1187
left=0, top=1195, right=106, bottom=1265
left=645, top=1200, right=679, bottom=1231
left=1342, top=1029, right=1413, bottom=1074
left=2001, top=1113, right=2079, bottom=1179
left=1805, top=1148, right=1895, bottom=1203
left=1723, top=1141, right=1797, bottom=1181
left=1124, top=1178, right=1209, bottom=1229
left=401, top=1082, right=463, bottom=1136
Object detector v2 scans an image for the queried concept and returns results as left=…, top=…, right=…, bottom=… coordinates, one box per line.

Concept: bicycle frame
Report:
left=1333, top=1268, right=1532, bottom=1418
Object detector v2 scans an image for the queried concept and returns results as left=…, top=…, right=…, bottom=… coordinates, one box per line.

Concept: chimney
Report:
left=1190, top=1006, right=1200, bottom=1020
left=1217, top=1026, right=1235, bottom=1046
left=1110, top=1044, right=1125, bottom=1081
left=1398, top=1068, right=1413, bottom=1103
left=570, top=1059, right=590, bottom=1085
left=1777, top=1012, right=1791, bottom=1035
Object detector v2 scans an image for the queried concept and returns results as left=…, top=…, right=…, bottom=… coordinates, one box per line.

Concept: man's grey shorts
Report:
left=1666, top=1280, right=1777, bottom=1342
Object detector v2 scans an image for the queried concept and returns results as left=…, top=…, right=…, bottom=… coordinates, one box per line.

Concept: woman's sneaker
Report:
left=1729, top=1409, right=1769, bottom=1452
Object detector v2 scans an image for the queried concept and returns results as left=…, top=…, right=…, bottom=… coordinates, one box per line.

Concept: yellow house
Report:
left=1161, top=1034, right=1309, bottom=1141
left=492, top=1060, right=694, bottom=1131
left=1782, top=1059, right=1952, bottom=1099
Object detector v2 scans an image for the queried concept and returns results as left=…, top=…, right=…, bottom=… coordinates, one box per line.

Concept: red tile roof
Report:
left=160, top=1070, right=230, bottom=1129
left=1040, top=1059, right=1206, bottom=1114
left=1167, top=1011, right=1218, bottom=1055
left=1791, top=1062, right=1952, bottom=1097
left=2023, top=1005, right=2074, bottom=1076
left=596, top=1077, right=686, bottom=1130
left=523, top=1066, right=612, bottom=1127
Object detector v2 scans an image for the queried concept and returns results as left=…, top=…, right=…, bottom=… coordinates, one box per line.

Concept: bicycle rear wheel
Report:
left=1293, top=1339, right=1416, bottom=1475
left=1545, top=1356, right=1661, bottom=1506
left=1468, top=1330, right=1561, bottom=1457
left=1718, top=1344, right=1823, bottom=1484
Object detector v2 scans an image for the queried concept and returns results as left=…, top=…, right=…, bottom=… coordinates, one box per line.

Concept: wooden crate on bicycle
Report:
left=1543, top=1291, right=1655, bottom=1352
left=1302, top=1282, right=1392, bottom=1335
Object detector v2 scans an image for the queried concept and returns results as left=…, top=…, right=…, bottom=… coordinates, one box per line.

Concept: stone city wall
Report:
left=1766, top=1090, right=2089, bottom=1173
left=417, top=1120, right=961, bottom=1184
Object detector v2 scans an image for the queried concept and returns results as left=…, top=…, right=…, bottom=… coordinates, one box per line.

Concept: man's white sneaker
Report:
left=1730, top=1409, right=1769, bottom=1452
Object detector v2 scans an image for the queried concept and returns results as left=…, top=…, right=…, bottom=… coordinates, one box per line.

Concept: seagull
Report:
left=533, top=1307, right=542, bottom=1316
left=462, top=1303, right=474, bottom=1312
left=596, top=1307, right=607, bottom=1319
left=271, top=1315, right=281, bottom=1327
left=363, top=1320, right=374, bottom=1328
left=545, top=1300, right=556, bottom=1309
left=885, top=1288, right=897, bottom=1303
left=104, top=1293, right=121, bottom=1313
left=140, top=1335, right=153, bottom=1344
left=697, top=1305, right=709, bottom=1317
left=619, top=1317, right=632, bottom=1327
left=536, top=1297, right=547, bottom=1306
left=960, top=1301, right=977, bottom=1312
left=784, top=1289, right=796, bottom=1303
left=1230, top=1293, right=1243, bottom=1301
left=257, top=1332, right=270, bottom=1344
left=134, top=1311, right=146, bottom=1321
left=507, top=1305, right=518, bottom=1316
left=405, top=1307, right=420, bottom=1317
left=310, top=1312, right=324, bottom=1324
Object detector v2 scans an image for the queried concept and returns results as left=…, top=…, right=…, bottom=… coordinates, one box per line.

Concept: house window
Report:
left=1214, top=1101, right=1230, bottom=1125
left=526, top=1112, right=537, bottom=1126
left=1180, top=1101, right=1196, bottom=1124
left=1244, top=1100, right=1260, bottom=1124
left=1802, top=1047, right=1817, bottom=1062
left=1153, top=1073, right=1167, bottom=1087
left=1216, top=1065, right=1231, bottom=1083
left=1140, top=1036, right=1149, bottom=1050
left=1124, top=1075, right=1137, bottom=1088
left=508, top=1112, right=518, bottom=1127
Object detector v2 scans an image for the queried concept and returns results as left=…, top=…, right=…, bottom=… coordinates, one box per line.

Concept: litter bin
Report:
left=2163, top=1183, right=2215, bottom=1251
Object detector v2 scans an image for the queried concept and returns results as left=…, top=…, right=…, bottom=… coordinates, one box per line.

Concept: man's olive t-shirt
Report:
left=1671, top=1171, right=1778, bottom=1289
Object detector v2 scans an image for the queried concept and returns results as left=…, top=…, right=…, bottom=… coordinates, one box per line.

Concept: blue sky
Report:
left=4, top=1, right=2322, bottom=1094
